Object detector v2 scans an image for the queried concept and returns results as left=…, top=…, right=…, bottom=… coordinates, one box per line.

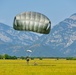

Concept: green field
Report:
left=0, top=59, right=76, bottom=75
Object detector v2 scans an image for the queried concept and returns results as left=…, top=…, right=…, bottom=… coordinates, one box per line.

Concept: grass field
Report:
left=0, top=59, right=76, bottom=75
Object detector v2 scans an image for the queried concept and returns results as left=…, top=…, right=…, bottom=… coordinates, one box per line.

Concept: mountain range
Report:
left=0, top=23, right=40, bottom=56
left=0, top=13, right=76, bottom=57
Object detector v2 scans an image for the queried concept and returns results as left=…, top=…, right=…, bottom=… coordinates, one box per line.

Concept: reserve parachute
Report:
left=13, top=11, right=51, bottom=34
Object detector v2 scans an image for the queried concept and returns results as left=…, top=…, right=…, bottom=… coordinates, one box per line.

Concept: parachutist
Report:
left=26, top=57, right=30, bottom=65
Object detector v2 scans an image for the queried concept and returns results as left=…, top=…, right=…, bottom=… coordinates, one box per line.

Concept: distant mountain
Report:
left=0, top=13, right=76, bottom=57
left=0, top=23, right=40, bottom=45
left=0, top=23, right=40, bottom=56
left=28, top=13, right=76, bottom=57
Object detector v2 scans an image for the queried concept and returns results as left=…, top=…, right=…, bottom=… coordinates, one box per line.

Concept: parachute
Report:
left=26, top=50, right=32, bottom=57
left=13, top=11, right=51, bottom=34
left=26, top=50, right=32, bottom=53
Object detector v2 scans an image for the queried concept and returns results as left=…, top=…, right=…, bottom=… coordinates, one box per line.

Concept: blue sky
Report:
left=0, top=0, right=76, bottom=27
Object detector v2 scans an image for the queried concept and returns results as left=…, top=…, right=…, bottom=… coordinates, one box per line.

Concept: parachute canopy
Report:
left=13, top=11, right=51, bottom=34
left=26, top=50, right=32, bottom=53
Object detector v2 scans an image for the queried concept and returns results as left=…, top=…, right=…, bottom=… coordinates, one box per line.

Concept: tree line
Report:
left=0, top=54, right=43, bottom=60
left=0, top=54, right=17, bottom=59
left=0, top=54, right=76, bottom=60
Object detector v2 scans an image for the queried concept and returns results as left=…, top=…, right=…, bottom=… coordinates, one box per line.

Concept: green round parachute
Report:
left=13, top=12, right=51, bottom=34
